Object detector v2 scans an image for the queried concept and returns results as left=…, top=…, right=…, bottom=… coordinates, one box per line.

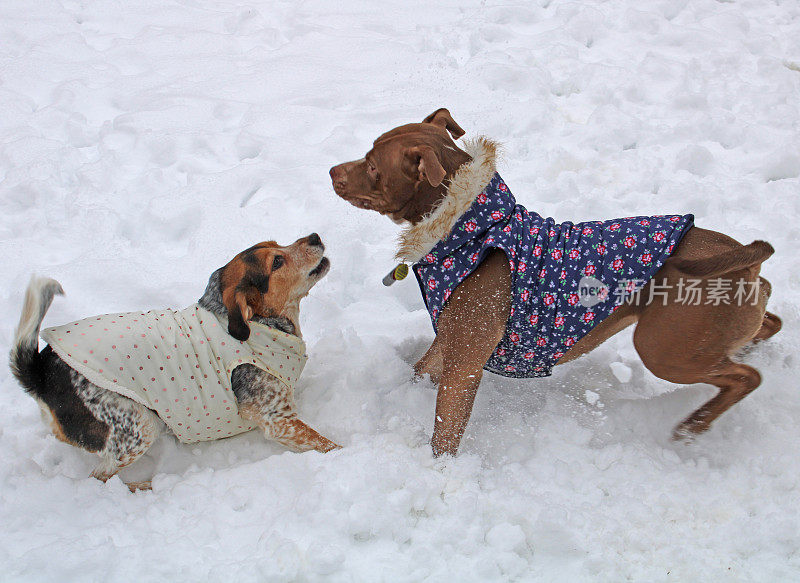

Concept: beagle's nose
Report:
left=308, top=233, right=322, bottom=246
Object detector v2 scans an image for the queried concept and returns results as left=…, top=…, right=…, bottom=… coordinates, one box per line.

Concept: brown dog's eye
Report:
left=367, top=161, right=378, bottom=180
left=272, top=255, right=284, bottom=270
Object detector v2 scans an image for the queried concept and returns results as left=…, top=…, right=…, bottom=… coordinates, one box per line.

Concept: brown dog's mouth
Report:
left=352, top=198, right=373, bottom=211
left=334, top=191, right=377, bottom=211
left=309, top=257, right=330, bottom=277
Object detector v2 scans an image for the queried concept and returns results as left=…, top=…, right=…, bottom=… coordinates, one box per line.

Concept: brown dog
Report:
left=330, top=108, right=781, bottom=456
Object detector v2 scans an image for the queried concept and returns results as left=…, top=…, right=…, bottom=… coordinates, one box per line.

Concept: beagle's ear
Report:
left=406, top=145, right=446, bottom=187
left=422, top=108, right=465, bottom=140
left=221, top=261, right=271, bottom=342
left=227, top=290, right=254, bottom=341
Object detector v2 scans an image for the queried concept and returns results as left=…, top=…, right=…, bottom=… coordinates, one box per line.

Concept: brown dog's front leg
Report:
left=429, top=250, right=511, bottom=456
left=431, top=366, right=483, bottom=456
left=414, top=335, right=443, bottom=384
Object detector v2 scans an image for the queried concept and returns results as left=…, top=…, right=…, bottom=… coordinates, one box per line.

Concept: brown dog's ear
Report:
left=422, top=108, right=465, bottom=140
left=406, top=145, right=446, bottom=187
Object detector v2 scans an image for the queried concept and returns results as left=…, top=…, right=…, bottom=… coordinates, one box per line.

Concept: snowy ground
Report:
left=1, top=0, right=799, bottom=581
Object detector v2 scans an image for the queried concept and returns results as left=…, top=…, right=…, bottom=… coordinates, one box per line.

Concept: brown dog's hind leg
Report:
left=672, top=360, right=762, bottom=441
left=753, top=311, right=782, bottom=342
left=751, top=277, right=780, bottom=342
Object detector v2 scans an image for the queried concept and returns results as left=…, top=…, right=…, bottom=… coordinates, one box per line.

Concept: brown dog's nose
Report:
left=330, top=165, right=346, bottom=186
left=308, top=233, right=322, bottom=246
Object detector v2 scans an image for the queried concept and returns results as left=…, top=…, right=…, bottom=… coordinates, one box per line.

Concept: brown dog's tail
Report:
left=669, top=240, right=774, bottom=278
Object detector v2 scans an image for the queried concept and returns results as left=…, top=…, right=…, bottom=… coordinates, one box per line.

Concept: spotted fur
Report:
left=233, top=364, right=337, bottom=452
left=9, top=237, right=338, bottom=491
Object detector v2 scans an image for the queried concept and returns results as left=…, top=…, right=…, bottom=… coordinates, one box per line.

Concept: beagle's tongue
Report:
left=382, top=263, right=409, bottom=286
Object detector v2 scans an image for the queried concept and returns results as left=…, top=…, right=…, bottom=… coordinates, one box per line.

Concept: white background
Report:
left=1, top=0, right=798, bottom=581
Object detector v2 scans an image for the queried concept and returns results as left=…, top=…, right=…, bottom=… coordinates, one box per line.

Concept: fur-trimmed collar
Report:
left=395, top=136, right=500, bottom=263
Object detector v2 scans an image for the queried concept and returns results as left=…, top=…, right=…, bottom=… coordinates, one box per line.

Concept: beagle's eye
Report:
left=272, top=255, right=284, bottom=270
left=367, top=161, right=378, bottom=178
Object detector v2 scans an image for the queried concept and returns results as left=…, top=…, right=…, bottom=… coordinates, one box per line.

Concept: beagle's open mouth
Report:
left=309, top=257, right=330, bottom=277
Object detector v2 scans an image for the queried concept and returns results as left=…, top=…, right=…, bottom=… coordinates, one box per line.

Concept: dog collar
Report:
left=395, top=136, right=500, bottom=264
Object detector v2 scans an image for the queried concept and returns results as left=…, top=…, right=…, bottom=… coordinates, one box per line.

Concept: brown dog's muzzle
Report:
left=329, top=161, right=377, bottom=211
left=329, top=164, right=348, bottom=196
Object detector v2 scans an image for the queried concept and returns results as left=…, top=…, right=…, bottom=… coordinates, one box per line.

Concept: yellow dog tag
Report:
left=382, top=263, right=409, bottom=286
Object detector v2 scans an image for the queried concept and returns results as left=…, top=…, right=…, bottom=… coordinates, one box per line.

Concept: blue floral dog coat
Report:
left=396, top=138, right=693, bottom=378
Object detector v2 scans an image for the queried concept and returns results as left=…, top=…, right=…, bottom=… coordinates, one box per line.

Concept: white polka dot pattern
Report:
left=41, top=305, right=308, bottom=443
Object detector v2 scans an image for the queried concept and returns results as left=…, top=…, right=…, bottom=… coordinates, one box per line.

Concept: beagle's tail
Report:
left=669, top=240, right=774, bottom=279
left=9, top=276, right=64, bottom=393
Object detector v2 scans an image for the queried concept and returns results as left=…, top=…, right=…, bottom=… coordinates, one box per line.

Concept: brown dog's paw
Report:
left=671, top=422, right=706, bottom=443
left=410, top=371, right=439, bottom=388
left=753, top=311, right=782, bottom=343
left=671, top=427, right=695, bottom=444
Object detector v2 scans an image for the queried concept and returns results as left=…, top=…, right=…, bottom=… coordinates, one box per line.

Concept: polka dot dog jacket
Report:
left=41, top=305, right=307, bottom=443
left=396, top=137, right=694, bottom=378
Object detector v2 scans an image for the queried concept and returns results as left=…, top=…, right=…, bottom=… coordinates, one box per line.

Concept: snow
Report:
left=1, top=0, right=799, bottom=580
left=609, top=362, right=632, bottom=384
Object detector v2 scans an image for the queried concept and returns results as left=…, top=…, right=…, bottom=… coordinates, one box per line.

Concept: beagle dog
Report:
left=10, top=234, right=338, bottom=491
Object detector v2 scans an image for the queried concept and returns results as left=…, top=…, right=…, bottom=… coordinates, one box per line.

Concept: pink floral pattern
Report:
left=413, top=173, right=693, bottom=378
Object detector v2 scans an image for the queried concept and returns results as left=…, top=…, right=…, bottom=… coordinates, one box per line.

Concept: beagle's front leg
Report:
left=232, top=364, right=340, bottom=453
left=263, top=414, right=340, bottom=453
left=430, top=250, right=511, bottom=456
